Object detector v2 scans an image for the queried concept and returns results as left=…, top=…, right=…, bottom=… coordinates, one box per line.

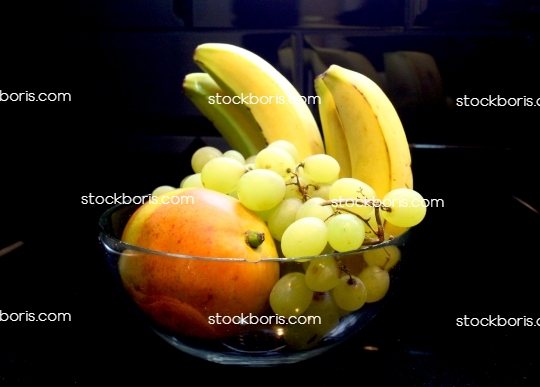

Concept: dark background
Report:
left=1, top=1, right=540, bottom=385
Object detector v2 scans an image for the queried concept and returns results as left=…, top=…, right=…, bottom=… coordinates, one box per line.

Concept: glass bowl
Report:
left=98, top=201, right=410, bottom=366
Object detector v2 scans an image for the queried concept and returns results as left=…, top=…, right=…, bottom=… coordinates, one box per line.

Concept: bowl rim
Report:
left=99, top=202, right=411, bottom=263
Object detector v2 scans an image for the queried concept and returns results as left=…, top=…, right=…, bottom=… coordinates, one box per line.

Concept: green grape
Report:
left=363, top=245, right=401, bottom=270
left=307, top=183, right=331, bottom=200
left=380, top=188, right=427, bottom=227
left=236, top=169, right=286, bottom=211
left=269, top=272, right=313, bottom=317
left=284, top=177, right=307, bottom=200
left=326, top=213, right=366, bottom=252
left=180, top=173, right=203, bottom=189
left=151, top=185, right=176, bottom=197
left=201, top=157, right=245, bottom=194
left=297, top=166, right=315, bottom=185
left=255, top=147, right=296, bottom=179
left=332, top=275, right=368, bottom=311
left=302, top=154, right=340, bottom=184
left=245, top=155, right=257, bottom=165
left=255, top=206, right=276, bottom=222
left=304, top=257, right=341, bottom=292
left=222, top=149, right=246, bottom=164
left=281, top=217, right=328, bottom=258
left=301, top=292, right=340, bottom=336
left=328, top=178, right=377, bottom=219
left=295, top=197, right=334, bottom=222
left=191, top=146, right=222, bottom=173
left=282, top=321, right=322, bottom=351
left=358, top=265, right=390, bottom=303
left=320, top=242, right=336, bottom=255
left=268, top=140, right=300, bottom=164
left=267, top=198, right=303, bottom=241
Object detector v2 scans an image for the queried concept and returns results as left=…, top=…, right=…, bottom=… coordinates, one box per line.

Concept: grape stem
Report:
left=339, top=264, right=356, bottom=285
left=362, top=237, right=387, bottom=245
left=286, top=164, right=318, bottom=202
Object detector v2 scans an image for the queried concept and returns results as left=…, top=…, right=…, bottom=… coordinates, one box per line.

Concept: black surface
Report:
left=2, top=2, right=540, bottom=385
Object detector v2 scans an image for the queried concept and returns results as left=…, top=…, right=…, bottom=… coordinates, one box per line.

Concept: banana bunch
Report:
left=184, top=43, right=325, bottom=160
left=183, top=72, right=267, bottom=158
left=182, top=43, right=412, bottom=200
left=315, top=65, right=413, bottom=199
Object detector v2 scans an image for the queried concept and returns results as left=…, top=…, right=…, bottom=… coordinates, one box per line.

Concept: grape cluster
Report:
left=263, top=245, right=400, bottom=349
left=176, top=141, right=426, bottom=257
left=152, top=141, right=425, bottom=349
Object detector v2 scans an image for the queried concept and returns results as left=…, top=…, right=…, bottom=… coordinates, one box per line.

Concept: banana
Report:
left=313, top=76, right=352, bottom=178
left=193, top=43, right=325, bottom=160
left=183, top=72, right=267, bottom=158
left=319, top=65, right=412, bottom=198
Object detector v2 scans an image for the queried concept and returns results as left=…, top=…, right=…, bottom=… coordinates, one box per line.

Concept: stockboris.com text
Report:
left=208, top=93, right=320, bottom=105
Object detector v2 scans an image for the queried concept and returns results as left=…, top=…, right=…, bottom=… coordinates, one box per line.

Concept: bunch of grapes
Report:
left=153, top=140, right=426, bottom=349
left=176, top=141, right=426, bottom=254
left=267, top=244, right=400, bottom=349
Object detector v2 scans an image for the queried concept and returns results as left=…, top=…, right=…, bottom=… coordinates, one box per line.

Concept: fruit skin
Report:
left=313, top=76, right=352, bottom=178
left=318, top=65, right=413, bottom=198
left=183, top=72, right=267, bottom=158
left=119, top=188, right=280, bottom=339
left=193, top=43, right=325, bottom=160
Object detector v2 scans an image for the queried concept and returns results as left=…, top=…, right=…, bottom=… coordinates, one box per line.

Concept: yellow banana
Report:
left=183, top=72, right=267, bottom=158
left=193, top=43, right=325, bottom=160
left=313, top=76, right=352, bottom=178
left=320, top=65, right=412, bottom=198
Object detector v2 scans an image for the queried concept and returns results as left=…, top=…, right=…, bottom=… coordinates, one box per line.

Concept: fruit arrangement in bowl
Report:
left=98, top=43, right=427, bottom=366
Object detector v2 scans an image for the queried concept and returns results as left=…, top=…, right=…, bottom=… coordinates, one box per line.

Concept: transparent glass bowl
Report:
left=98, top=202, right=410, bottom=366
